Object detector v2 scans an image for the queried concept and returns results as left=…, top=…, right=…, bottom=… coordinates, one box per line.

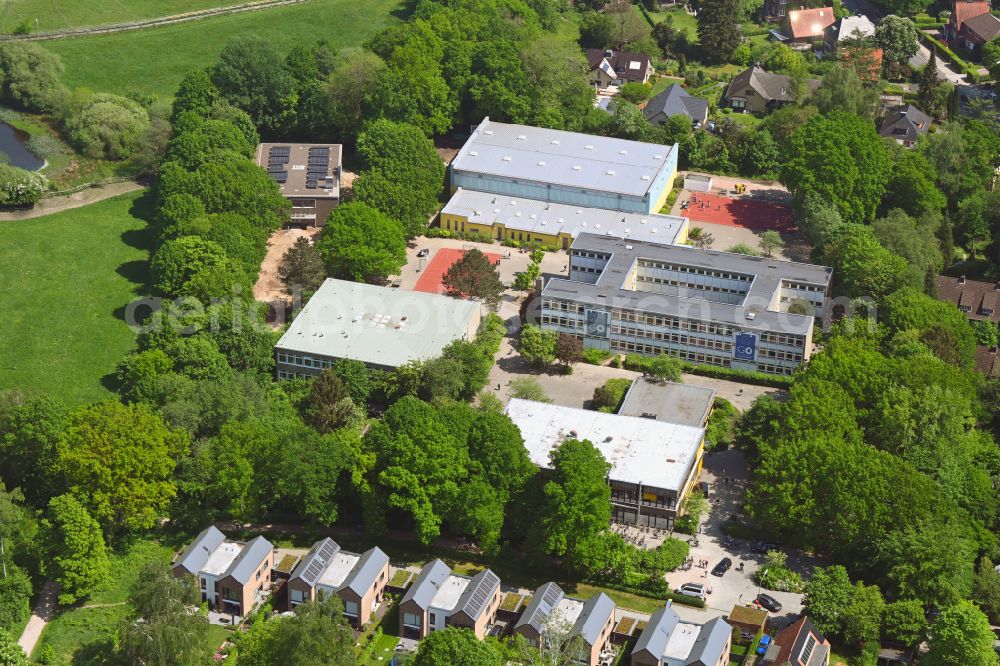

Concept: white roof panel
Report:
left=505, top=399, right=704, bottom=492
left=429, top=575, right=471, bottom=613
left=202, top=542, right=242, bottom=576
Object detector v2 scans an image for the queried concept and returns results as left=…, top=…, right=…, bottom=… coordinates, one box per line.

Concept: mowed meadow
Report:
left=44, top=0, right=408, bottom=99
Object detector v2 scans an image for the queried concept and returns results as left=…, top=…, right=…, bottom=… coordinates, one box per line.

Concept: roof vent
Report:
left=484, top=130, right=494, bottom=135
left=585, top=145, right=594, bottom=150
left=469, top=150, right=478, bottom=156
left=654, top=154, right=664, bottom=159
left=551, top=139, right=560, bottom=145
left=641, top=219, right=647, bottom=224
left=474, top=209, right=481, bottom=216
left=569, top=430, right=578, bottom=438
left=538, top=161, right=546, bottom=166
left=606, top=170, right=615, bottom=176
left=619, top=149, right=627, bottom=155
left=641, top=175, right=651, bottom=180
left=604, top=436, right=614, bottom=442
left=530, top=214, right=537, bottom=219
left=746, top=312, right=757, bottom=321
left=572, top=165, right=581, bottom=170
left=517, top=134, right=527, bottom=140
left=625, top=244, right=633, bottom=250
left=502, top=156, right=512, bottom=161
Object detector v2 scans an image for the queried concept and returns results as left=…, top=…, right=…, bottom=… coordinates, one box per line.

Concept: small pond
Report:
left=0, top=122, right=44, bottom=171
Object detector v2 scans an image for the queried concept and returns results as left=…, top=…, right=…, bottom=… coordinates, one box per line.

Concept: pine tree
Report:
left=696, top=0, right=742, bottom=65
left=278, top=236, right=327, bottom=295
left=307, top=370, right=357, bottom=433
left=918, top=49, right=942, bottom=118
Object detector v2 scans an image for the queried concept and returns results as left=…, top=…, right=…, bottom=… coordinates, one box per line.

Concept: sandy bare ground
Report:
left=253, top=227, right=322, bottom=304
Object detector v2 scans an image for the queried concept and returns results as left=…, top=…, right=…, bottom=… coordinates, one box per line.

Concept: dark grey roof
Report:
left=725, top=65, right=821, bottom=103
left=455, top=569, right=500, bottom=621
left=586, top=49, right=652, bottom=84
left=543, top=233, right=832, bottom=336
left=400, top=559, right=451, bottom=610
left=223, top=535, right=273, bottom=585
left=515, top=582, right=565, bottom=632
left=632, top=604, right=681, bottom=657
left=686, top=616, right=733, bottom=665
left=574, top=592, right=615, bottom=646
left=965, top=12, right=1000, bottom=41
left=879, top=104, right=932, bottom=142
left=341, top=547, right=390, bottom=597
left=174, top=526, right=226, bottom=573
left=644, top=84, right=709, bottom=123
left=289, top=538, right=340, bottom=587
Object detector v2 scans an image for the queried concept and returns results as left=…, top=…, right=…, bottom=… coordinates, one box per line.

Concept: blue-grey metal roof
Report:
left=450, top=117, right=678, bottom=198
left=686, top=616, right=732, bottom=665
left=400, top=559, right=451, bottom=610
left=574, top=592, right=616, bottom=646
left=289, top=538, right=340, bottom=587
left=643, top=84, right=708, bottom=123
left=515, top=582, right=564, bottom=632
left=174, top=525, right=226, bottom=574
left=632, top=604, right=681, bottom=657
left=341, top=547, right=390, bottom=597
left=223, top=535, right=273, bottom=585
left=455, top=569, right=500, bottom=621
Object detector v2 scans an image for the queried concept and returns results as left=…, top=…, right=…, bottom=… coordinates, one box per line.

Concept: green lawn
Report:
left=0, top=0, right=245, bottom=33
left=357, top=631, right=400, bottom=666
left=0, top=190, right=154, bottom=406
left=46, top=0, right=406, bottom=100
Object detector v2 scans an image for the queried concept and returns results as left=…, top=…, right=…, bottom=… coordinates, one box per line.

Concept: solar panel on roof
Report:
left=463, top=571, right=499, bottom=618
left=541, top=583, right=562, bottom=607
left=272, top=172, right=288, bottom=183
left=300, top=540, right=339, bottom=585
left=268, top=164, right=285, bottom=173
left=306, top=180, right=318, bottom=189
left=308, top=147, right=330, bottom=156
left=270, top=146, right=291, bottom=156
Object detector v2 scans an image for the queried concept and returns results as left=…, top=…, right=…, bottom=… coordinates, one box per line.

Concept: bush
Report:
left=705, top=397, right=739, bottom=449
left=592, top=378, right=633, bottom=412
left=0, top=163, right=47, bottom=207
left=25, top=133, right=63, bottom=161
left=63, top=92, right=150, bottom=159
left=583, top=348, right=613, bottom=365
left=619, top=82, right=653, bottom=104
left=623, top=354, right=794, bottom=387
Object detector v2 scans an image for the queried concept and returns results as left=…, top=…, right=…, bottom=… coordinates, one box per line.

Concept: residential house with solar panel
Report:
left=255, top=143, right=341, bottom=227
left=171, top=526, right=274, bottom=618
left=449, top=117, right=679, bottom=215
left=398, top=559, right=502, bottom=640
left=512, top=583, right=616, bottom=666
left=631, top=602, right=732, bottom=666
left=759, top=616, right=830, bottom=666
left=286, top=538, right=391, bottom=627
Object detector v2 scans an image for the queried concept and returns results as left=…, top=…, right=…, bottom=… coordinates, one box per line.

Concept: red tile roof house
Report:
left=937, top=275, right=1000, bottom=323
left=511, top=582, right=616, bottom=666
left=172, top=526, right=274, bottom=619
left=785, top=7, right=836, bottom=45
left=945, top=0, right=1000, bottom=53
left=398, top=560, right=502, bottom=640
left=286, top=538, right=391, bottom=628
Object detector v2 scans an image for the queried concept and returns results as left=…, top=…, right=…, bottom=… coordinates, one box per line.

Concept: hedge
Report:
left=921, top=33, right=981, bottom=82
left=585, top=577, right=707, bottom=609
left=622, top=354, right=794, bottom=388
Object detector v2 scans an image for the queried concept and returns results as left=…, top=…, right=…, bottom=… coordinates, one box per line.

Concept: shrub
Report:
left=705, top=397, right=739, bottom=449
left=63, top=92, right=150, bottom=160
left=0, top=163, right=47, bottom=207
left=583, top=348, right=613, bottom=365
left=25, top=133, right=62, bottom=160
left=0, top=42, right=67, bottom=112
left=592, top=378, right=633, bottom=412
left=619, top=82, right=653, bottom=104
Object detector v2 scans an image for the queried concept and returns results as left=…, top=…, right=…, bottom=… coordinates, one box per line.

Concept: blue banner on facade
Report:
left=734, top=332, right=757, bottom=361
left=586, top=310, right=610, bottom=338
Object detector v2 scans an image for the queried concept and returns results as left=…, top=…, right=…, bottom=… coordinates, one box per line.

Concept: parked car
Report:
left=711, top=557, right=732, bottom=577
left=753, top=541, right=779, bottom=554
left=675, top=583, right=707, bottom=599
left=417, top=248, right=430, bottom=257
left=757, top=593, right=782, bottom=612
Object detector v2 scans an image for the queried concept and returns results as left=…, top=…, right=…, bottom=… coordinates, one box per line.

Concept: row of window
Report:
left=612, top=310, right=736, bottom=336
left=637, top=260, right=752, bottom=282
left=781, top=281, right=824, bottom=293
left=611, top=326, right=734, bottom=351
left=276, top=352, right=334, bottom=369
left=757, top=362, right=794, bottom=375
left=609, top=340, right=732, bottom=367
left=541, top=315, right=582, bottom=329
left=571, top=250, right=611, bottom=261
left=571, top=264, right=603, bottom=274
left=277, top=370, right=313, bottom=380
left=758, top=332, right=806, bottom=348
left=758, top=348, right=804, bottom=362
left=543, top=300, right=585, bottom=314
left=635, top=274, right=748, bottom=296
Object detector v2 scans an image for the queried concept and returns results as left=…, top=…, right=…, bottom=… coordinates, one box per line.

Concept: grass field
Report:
left=0, top=0, right=245, bottom=33
left=37, top=538, right=231, bottom=665
left=46, top=0, right=407, bottom=100
left=0, top=190, right=153, bottom=406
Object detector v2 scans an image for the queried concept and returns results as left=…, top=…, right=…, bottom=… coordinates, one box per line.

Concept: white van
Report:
left=675, top=583, right=707, bottom=599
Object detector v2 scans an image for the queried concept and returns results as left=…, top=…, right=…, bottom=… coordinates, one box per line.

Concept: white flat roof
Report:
left=451, top=117, right=677, bottom=198
left=275, top=279, right=481, bottom=368
left=430, top=575, right=471, bottom=613
left=317, top=551, right=360, bottom=590
left=443, top=188, right=687, bottom=247
left=505, top=398, right=704, bottom=492
left=202, top=542, right=242, bottom=577
left=664, top=623, right=702, bottom=664
left=555, top=598, right=585, bottom=627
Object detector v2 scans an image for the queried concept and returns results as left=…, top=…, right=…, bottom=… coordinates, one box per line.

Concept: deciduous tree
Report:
left=442, top=249, right=505, bottom=310
left=519, top=325, right=557, bottom=368
left=212, top=36, right=298, bottom=133
left=923, top=601, right=999, bottom=666
left=873, top=15, right=920, bottom=77
left=315, top=202, right=406, bottom=283
left=42, top=494, right=110, bottom=604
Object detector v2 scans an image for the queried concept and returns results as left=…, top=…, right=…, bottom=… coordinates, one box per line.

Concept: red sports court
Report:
left=683, top=192, right=796, bottom=233
left=414, top=248, right=502, bottom=294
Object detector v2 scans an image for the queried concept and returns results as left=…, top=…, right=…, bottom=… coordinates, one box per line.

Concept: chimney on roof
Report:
left=959, top=275, right=967, bottom=284
left=605, top=49, right=613, bottom=58
left=994, top=281, right=1000, bottom=290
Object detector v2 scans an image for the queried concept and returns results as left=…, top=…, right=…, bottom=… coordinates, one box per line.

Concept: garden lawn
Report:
left=0, top=190, right=153, bottom=406
left=36, top=539, right=175, bottom=665
left=46, top=0, right=406, bottom=100
left=0, top=0, right=244, bottom=33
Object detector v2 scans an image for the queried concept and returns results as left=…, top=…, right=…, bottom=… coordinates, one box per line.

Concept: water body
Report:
left=0, top=122, right=44, bottom=171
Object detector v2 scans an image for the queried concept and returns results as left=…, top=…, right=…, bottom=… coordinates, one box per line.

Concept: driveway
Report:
left=18, top=581, right=59, bottom=657
left=909, top=41, right=967, bottom=85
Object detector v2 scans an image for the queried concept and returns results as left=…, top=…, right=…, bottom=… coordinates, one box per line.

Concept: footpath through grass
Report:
left=0, top=190, right=154, bottom=406
left=37, top=538, right=230, bottom=665
left=47, top=0, right=407, bottom=100
left=0, top=0, right=245, bottom=33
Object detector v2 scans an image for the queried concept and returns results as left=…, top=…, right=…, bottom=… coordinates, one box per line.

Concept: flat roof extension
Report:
left=443, top=188, right=687, bottom=247
left=450, top=117, right=677, bottom=198
left=256, top=142, right=341, bottom=200
left=618, top=379, right=716, bottom=428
